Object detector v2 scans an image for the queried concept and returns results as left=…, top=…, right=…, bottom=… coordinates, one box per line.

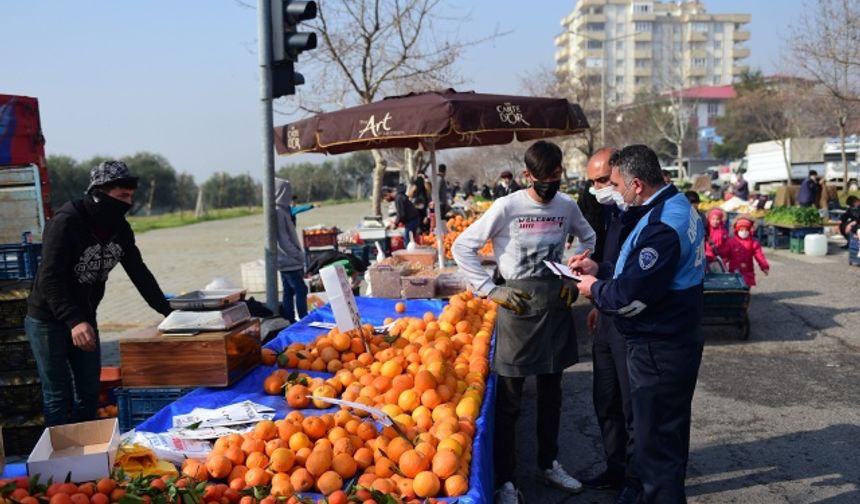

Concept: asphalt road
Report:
left=99, top=206, right=860, bottom=503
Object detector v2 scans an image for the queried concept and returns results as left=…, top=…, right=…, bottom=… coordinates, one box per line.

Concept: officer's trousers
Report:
left=626, top=332, right=703, bottom=504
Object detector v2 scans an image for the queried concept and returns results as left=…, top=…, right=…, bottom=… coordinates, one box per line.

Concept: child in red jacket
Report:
left=705, top=208, right=729, bottom=264
left=722, top=216, right=769, bottom=287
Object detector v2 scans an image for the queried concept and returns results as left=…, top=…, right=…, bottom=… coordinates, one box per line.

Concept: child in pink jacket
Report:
left=721, top=216, right=769, bottom=287
left=705, top=208, right=729, bottom=264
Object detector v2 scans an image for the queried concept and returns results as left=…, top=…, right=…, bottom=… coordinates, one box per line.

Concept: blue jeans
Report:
left=280, top=269, right=308, bottom=323
left=25, top=315, right=101, bottom=426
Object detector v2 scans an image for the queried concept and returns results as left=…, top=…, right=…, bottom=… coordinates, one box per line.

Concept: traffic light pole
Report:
left=258, top=0, right=279, bottom=312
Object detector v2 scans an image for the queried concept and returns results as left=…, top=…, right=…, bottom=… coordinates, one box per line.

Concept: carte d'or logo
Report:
left=497, top=102, right=531, bottom=126
left=357, top=112, right=393, bottom=139
left=286, top=126, right=301, bottom=150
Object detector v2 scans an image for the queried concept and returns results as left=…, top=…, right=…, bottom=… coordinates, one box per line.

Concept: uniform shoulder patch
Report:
left=638, top=247, right=659, bottom=270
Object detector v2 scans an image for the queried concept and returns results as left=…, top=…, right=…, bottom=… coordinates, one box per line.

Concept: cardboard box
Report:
left=401, top=271, right=439, bottom=299
left=367, top=262, right=406, bottom=298
left=392, top=248, right=437, bottom=267
left=120, top=319, right=261, bottom=388
left=27, top=418, right=120, bottom=483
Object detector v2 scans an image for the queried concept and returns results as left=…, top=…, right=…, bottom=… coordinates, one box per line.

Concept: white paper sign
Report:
left=320, top=264, right=363, bottom=333
left=543, top=260, right=583, bottom=281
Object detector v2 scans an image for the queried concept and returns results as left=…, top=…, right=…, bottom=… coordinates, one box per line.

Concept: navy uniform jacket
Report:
left=590, top=185, right=705, bottom=340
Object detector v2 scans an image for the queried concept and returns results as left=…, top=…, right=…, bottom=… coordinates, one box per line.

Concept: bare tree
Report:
left=791, top=0, right=860, bottom=190
left=287, top=0, right=499, bottom=216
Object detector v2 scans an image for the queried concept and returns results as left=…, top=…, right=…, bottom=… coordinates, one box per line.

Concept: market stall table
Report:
left=133, top=296, right=496, bottom=504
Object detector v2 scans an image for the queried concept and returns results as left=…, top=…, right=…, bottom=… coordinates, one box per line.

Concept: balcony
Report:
left=685, top=48, right=707, bottom=59
left=555, top=47, right=570, bottom=61
left=733, top=30, right=750, bottom=41
left=686, top=31, right=707, bottom=43
left=632, top=11, right=656, bottom=22
left=733, top=47, right=750, bottom=59
left=581, top=13, right=607, bottom=23
left=686, top=66, right=707, bottom=77
left=578, top=31, right=606, bottom=41
left=634, top=66, right=653, bottom=77
left=634, top=32, right=653, bottom=42
left=634, top=49, right=652, bottom=59
left=733, top=65, right=750, bottom=75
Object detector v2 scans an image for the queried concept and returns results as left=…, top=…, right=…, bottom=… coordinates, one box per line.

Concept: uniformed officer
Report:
left=579, top=147, right=650, bottom=504
left=570, top=145, right=705, bottom=504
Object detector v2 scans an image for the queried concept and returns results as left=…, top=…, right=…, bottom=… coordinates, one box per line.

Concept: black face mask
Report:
left=87, top=191, right=132, bottom=228
left=532, top=180, right=561, bottom=202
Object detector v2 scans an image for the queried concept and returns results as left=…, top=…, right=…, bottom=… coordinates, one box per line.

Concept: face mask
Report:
left=588, top=186, right=598, bottom=196
left=737, top=229, right=750, bottom=239
left=594, top=186, right=616, bottom=206
left=532, top=180, right=560, bottom=202
left=91, top=190, right=132, bottom=226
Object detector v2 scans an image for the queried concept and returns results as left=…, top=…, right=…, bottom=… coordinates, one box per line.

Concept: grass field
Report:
left=128, top=207, right=262, bottom=233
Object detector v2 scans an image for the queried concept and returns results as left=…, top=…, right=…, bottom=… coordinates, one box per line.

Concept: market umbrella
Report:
left=273, top=89, right=590, bottom=267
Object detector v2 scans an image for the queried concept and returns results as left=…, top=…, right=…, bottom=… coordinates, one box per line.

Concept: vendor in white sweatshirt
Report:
left=452, top=140, right=596, bottom=503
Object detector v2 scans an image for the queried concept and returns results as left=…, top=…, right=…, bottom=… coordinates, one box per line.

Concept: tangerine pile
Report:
left=420, top=216, right=493, bottom=259
left=246, top=291, right=496, bottom=499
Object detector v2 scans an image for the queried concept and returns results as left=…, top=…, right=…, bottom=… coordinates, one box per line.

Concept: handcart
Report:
left=703, top=271, right=751, bottom=340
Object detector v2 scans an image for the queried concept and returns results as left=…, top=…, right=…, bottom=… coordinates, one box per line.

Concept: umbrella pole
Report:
left=429, top=144, right=446, bottom=269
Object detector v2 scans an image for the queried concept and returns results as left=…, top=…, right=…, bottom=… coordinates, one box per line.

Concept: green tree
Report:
left=120, top=152, right=178, bottom=215
left=46, top=155, right=89, bottom=209
left=201, top=172, right=261, bottom=209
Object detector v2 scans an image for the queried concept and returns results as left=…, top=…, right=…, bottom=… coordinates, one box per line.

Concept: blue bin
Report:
left=0, top=244, right=41, bottom=280
left=116, top=387, right=194, bottom=432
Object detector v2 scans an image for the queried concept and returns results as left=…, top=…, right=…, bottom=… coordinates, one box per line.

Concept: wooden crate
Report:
left=119, top=319, right=261, bottom=388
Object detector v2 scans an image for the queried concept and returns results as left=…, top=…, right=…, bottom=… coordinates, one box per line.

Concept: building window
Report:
left=693, top=57, right=706, bottom=67
left=714, top=57, right=721, bottom=67
left=616, top=76, right=624, bottom=85
left=616, top=59, right=624, bottom=69
left=635, top=22, right=652, bottom=33
left=616, top=22, right=624, bottom=33
left=587, top=40, right=604, bottom=49
left=707, top=103, right=720, bottom=116
left=586, top=57, right=603, bottom=68
left=635, top=41, right=650, bottom=50
left=616, top=40, right=625, bottom=50
left=692, top=22, right=709, bottom=32
left=714, top=40, right=722, bottom=49
left=635, top=76, right=647, bottom=84
left=633, top=3, right=651, bottom=13
left=713, top=76, right=722, bottom=85
left=635, top=59, right=649, bottom=68
left=589, top=6, right=604, bottom=14
left=714, top=22, right=724, bottom=32
left=586, top=22, right=605, bottom=31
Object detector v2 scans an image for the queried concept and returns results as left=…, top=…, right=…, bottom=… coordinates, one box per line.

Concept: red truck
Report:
left=0, top=94, right=51, bottom=279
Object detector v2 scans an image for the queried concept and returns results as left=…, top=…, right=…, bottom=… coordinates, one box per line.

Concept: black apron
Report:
left=494, top=277, right=579, bottom=377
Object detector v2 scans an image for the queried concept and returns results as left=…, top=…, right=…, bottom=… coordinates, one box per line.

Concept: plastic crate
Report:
left=0, top=328, right=37, bottom=371
left=0, top=369, right=42, bottom=416
left=116, top=387, right=194, bottom=432
left=765, top=226, right=790, bottom=250
left=0, top=414, right=45, bottom=456
left=342, top=244, right=371, bottom=265
left=789, top=236, right=804, bottom=254
left=0, top=297, right=28, bottom=330
left=302, top=229, right=338, bottom=248
left=0, top=244, right=42, bottom=280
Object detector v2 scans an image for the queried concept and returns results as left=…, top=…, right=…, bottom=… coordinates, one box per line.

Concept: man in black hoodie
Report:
left=26, top=161, right=172, bottom=426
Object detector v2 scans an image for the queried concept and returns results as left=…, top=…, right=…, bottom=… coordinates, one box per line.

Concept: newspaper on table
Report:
left=128, top=431, right=213, bottom=464
left=168, top=401, right=275, bottom=440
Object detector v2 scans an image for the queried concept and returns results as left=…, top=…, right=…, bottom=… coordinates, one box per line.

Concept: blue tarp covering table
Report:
left=135, top=296, right=495, bottom=504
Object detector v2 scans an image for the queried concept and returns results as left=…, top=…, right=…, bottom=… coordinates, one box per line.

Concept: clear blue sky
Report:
left=2, top=0, right=802, bottom=181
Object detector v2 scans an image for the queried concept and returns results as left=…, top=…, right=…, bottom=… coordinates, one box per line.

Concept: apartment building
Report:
left=555, top=0, right=750, bottom=105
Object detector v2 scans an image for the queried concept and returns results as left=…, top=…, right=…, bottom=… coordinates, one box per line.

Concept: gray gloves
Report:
left=489, top=286, right=531, bottom=314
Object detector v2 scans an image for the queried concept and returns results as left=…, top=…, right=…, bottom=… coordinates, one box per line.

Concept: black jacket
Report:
left=393, top=192, right=420, bottom=225
left=28, top=199, right=171, bottom=329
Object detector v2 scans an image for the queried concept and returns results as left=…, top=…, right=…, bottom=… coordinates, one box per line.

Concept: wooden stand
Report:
left=119, top=319, right=261, bottom=388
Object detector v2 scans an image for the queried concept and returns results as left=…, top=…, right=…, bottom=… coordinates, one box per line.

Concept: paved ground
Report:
left=98, top=207, right=860, bottom=503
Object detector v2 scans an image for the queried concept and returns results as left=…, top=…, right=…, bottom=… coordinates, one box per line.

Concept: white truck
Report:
left=740, top=138, right=825, bottom=191
left=823, top=135, right=860, bottom=191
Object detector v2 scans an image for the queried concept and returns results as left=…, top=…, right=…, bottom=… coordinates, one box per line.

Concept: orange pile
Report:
left=420, top=216, right=493, bottom=259
left=243, top=291, right=496, bottom=500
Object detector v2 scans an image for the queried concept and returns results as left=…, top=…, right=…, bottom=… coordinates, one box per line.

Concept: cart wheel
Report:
left=739, top=314, right=750, bottom=340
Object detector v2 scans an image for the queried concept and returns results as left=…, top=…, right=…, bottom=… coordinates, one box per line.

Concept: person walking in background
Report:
left=705, top=208, right=729, bottom=267
left=493, top=170, right=521, bottom=199
left=721, top=216, right=769, bottom=287
left=289, top=194, right=317, bottom=226
left=797, top=170, right=820, bottom=208
left=383, top=185, right=422, bottom=248
left=733, top=172, right=749, bottom=201
left=436, top=163, right=452, bottom=218
left=452, top=140, right=596, bottom=504
left=275, top=179, right=308, bottom=324
left=26, top=161, right=172, bottom=426
left=407, top=173, right=431, bottom=233
left=570, top=145, right=705, bottom=504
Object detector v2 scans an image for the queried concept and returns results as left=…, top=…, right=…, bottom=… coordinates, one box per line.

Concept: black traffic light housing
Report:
left=271, top=0, right=317, bottom=97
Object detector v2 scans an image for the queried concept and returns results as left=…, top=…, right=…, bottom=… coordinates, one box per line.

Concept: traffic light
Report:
left=271, top=0, right=317, bottom=97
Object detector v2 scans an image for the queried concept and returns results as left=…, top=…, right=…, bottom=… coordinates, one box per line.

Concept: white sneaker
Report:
left=494, top=481, right=521, bottom=504
left=540, top=460, right=584, bottom=493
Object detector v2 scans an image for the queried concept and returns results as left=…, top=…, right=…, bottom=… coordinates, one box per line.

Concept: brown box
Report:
left=367, top=262, right=406, bottom=298
left=401, top=270, right=439, bottom=299
left=120, top=319, right=261, bottom=388
left=392, top=248, right=437, bottom=267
